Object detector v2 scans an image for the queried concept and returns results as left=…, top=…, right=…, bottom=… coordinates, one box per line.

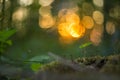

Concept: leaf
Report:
left=29, top=55, right=53, bottom=64
left=0, top=29, right=16, bottom=41
left=6, top=40, right=12, bottom=46
left=30, top=63, right=43, bottom=72
left=79, top=42, right=92, bottom=49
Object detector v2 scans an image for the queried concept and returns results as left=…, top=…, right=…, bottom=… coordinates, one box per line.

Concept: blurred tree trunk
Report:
left=0, top=0, right=5, bottom=30
left=9, top=0, right=17, bottom=28
left=0, top=0, right=17, bottom=30
left=9, top=0, right=13, bottom=28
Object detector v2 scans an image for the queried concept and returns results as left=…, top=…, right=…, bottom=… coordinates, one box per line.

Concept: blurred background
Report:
left=0, top=0, right=120, bottom=61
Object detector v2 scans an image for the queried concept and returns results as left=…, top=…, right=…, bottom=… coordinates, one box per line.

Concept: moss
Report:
left=40, top=62, right=76, bottom=73
left=75, top=56, right=104, bottom=65
left=100, top=54, right=120, bottom=73
left=39, top=54, right=120, bottom=74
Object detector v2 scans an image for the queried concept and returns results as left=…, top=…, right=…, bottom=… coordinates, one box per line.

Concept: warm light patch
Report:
left=82, top=16, right=94, bottom=29
left=39, top=6, right=52, bottom=17
left=94, top=24, right=104, bottom=34
left=39, top=0, right=54, bottom=6
left=58, top=9, right=85, bottom=44
left=58, top=23, right=85, bottom=38
left=90, top=24, right=104, bottom=46
left=106, top=21, right=116, bottom=35
left=69, top=24, right=85, bottom=38
left=18, top=0, right=33, bottom=6
left=12, top=7, right=28, bottom=21
left=58, top=23, right=72, bottom=38
left=0, top=0, right=2, bottom=3
left=65, top=11, right=80, bottom=25
left=93, top=0, right=103, bottom=7
left=59, top=37, right=74, bottom=44
left=0, top=0, right=9, bottom=3
left=58, top=9, right=80, bottom=24
left=93, top=11, right=104, bottom=24
left=38, top=5, right=55, bottom=29
left=90, top=29, right=102, bottom=46
left=58, top=23, right=85, bottom=44
left=39, top=15, right=55, bottom=29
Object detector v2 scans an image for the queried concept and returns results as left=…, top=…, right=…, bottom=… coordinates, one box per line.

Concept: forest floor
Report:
left=0, top=54, right=120, bottom=80
left=35, top=54, right=120, bottom=80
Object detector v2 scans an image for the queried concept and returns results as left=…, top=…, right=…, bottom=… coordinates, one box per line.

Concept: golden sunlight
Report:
left=58, top=9, right=85, bottom=43
left=93, top=11, right=104, bottom=25
left=69, top=23, right=85, bottom=38
left=39, top=0, right=54, bottom=6
left=12, top=7, right=28, bottom=21
left=58, top=23, right=85, bottom=38
left=82, top=16, right=94, bottom=29
left=58, top=9, right=80, bottom=24
left=39, top=6, right=52, bottom=17
left=19, top=0, right=33, bottom=6
left=58, top=22, right=85, bottom=44
left=58, top=23, right=72, bottom=38
left=39, top=15, right=55, bottom=29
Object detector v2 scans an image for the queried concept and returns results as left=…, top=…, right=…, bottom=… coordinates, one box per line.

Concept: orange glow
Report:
left=58, top=22, right=85, bottom=40
left=82, top=16, right=94, bottom=29
left=58, top=23, right=71, bottom=38
left=58, top=10, right=80, bottom=24
left=57, top=9, right=86, bottom=44
left=69, top=23, right=85, bottom=38
left=59, top=36, right=74, bottom=44
left=65, top=12, right=80, bottom=25
left=39, top=15, right=55, bottom=29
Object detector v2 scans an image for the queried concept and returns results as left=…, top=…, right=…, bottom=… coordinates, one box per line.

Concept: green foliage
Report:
left=29, top=55, right=53, bottom=63
left=29, top=55, right=53, bottom=72
left=30, top=63, right=43, bottom=72
left=79, top=42, right=92, bottom=49
left=0, top=29, right=16, bottom=53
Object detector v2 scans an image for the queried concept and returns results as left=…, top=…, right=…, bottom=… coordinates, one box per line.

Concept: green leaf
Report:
left=79, top=42, right=92, bottom=49
left=29, top=55, right=53, bottom=63
left=6, top=40, right=12, bottom=46
left=31, top=63, right=43, bottom=72
left=0, top=29, right=16, bottom=41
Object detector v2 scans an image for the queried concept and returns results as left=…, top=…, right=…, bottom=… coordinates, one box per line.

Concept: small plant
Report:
left=79, top=42, right=92, bottom=57
left=0, top=29, right=16, bottom=54
left=79, top=42, right=92, bottom=49
left=29, top=55, right=53, bottom=72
